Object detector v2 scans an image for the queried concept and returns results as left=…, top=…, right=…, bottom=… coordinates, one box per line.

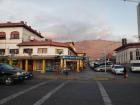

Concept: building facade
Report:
left=115, top=42, right=140, bottom=65
left=137, top=3, right=140, bottom=41
left=0, top=21, right=85, bottom=73
left=0, top=21, right=43, bottom=57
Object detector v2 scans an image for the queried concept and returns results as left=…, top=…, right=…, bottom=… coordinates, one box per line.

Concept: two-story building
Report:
left=16, top=40, right=84, bottom=73
left=0, top=21, right=85, bottom=73
left=115, top=39, right=140, bottom=65
left=0, top=21, right=43, bottom=57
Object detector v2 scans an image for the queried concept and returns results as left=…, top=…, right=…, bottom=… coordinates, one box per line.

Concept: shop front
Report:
left=8, top=55, right=85, bottom=74
left=60, top=55, right=84, bottom=72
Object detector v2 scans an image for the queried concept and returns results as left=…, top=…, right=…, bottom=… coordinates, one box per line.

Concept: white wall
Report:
left=0, top=27, right=43, bottom=56
left=0, top=27, right=23, bottom=55
left=116, top=48, right=138, bottom=64
left=22, top=28, right=43, bottom=41
left=19, top=46, right=69, bottom=56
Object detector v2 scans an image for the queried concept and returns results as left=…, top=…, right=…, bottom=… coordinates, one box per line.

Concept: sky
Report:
left=0, top=0, right=139, bottom=42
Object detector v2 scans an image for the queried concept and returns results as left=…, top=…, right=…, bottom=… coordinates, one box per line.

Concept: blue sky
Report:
left=0, top=0, right=139, bottom=42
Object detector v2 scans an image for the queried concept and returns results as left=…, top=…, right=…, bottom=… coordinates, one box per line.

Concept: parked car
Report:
left=94, top=65, right=112, bottom=72
left=111, top=65, right=124, bottom=74
left=0, top=63, right=25, bottom=85
left=14, top=67, right=33, bottom=79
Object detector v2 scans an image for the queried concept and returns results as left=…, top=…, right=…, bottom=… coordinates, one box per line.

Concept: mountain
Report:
left=74, top=40, right=121, bottom=60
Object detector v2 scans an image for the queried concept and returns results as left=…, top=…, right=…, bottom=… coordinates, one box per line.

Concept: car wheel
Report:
left=4, top=77, right=13, bottom=86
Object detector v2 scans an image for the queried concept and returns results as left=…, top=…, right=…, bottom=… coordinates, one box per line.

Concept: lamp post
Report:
left=102, top=42, right=118, bottom=72
left=104, top=52, right=107, bottom=72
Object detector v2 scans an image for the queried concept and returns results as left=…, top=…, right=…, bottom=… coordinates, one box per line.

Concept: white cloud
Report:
left=0, top=0, right=138, bottom=42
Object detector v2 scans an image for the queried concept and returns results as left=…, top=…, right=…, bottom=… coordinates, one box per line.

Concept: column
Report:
left=64, top=59, right=66, bottom=69
left=76, top=60, right=80, bottom=72
left=25, top=59, right=28, bottom=72
left=9, top=59, right=12, bottom=65
left=33, top=60, right=36, bottom=71
left=80, top=60, right=83, bottom=70
left=20, top=60, right=22, bottom=69
left=41, top=59, right=46, bottom=73
left=60, top=58, right=64, bottom=70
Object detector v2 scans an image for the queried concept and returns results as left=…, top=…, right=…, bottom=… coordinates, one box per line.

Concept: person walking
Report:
left=123, top=66, right=128, bottom=79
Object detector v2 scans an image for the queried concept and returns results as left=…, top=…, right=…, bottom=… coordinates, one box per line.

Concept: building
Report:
left=115, top=39, right=140, bottom=65
left=17, top=40, right=84, bottom=73
left=137, top=3, right=140, bottom=41
left=0, top=21, right=43, bottom=56
left=0, top=21, right=85, bottom=73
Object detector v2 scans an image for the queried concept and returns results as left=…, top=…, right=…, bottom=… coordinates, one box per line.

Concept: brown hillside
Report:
left=75, top=40, right=121, bottom=60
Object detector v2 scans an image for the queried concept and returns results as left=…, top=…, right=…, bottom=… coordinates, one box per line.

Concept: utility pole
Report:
left=123, top=0, right=140, bottom=41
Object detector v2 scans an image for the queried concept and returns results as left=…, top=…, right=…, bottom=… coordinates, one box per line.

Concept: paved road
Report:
left=0, top=70, right=140, bottom=105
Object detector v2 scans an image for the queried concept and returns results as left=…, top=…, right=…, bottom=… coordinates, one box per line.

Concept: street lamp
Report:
left=103, top=42, right=118, bottom=72
left=104, top=52, right=107, bottom=72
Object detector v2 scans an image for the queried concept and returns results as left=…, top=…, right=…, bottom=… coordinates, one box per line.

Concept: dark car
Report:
left=0, top=63, right=25, bottom=85
left=14, top=67, right=33, bottom=79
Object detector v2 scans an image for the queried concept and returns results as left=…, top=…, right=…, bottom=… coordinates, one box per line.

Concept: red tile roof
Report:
left=0, top=21, right=43, bottom=38
left=18, top=40, right=78, bottom=55
left=17, top=40, right=70, bottom=47
left=115, top=42, right=140, bottom=51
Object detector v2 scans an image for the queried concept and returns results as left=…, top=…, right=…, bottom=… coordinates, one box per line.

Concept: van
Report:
left=130, top=60, right=140, bottom=72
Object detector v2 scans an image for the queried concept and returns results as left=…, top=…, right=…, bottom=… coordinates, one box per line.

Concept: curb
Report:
left=34, top=76, right=77, bottom=80
left=34, top=76, right=115, bottom=81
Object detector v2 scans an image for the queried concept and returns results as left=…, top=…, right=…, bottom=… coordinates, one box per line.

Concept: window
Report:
left=23, top=48, right=33, bottom=55
left=9, top=49, right=19, bottom=54
left=0, top=49, right=5, bottom=55
left=10, top=31, right=19, bottom=39
left=0, top=32, right=6, bottom=40
left=55, top=49, right=63, bottom=54
left=136, top=49, right=140, bottom=60
left=130, top=51, right=133, bottom=60
left=38, top=48, right=47, bottom=54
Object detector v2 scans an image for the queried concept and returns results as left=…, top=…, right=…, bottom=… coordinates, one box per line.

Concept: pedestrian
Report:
left=123, top=66, right=128, bottom=79
left=63, top=67, right=69, bottom=76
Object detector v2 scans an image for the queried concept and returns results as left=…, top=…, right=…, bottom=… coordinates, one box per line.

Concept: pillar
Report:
left=76, top=60, right=80, bottom=72
left=41, top=59, right=46, bottom=73
left=33, top=60, right=36, bottom=71
left=64, top=59, right=66, bottom=69
left=9, top=59, right=12, bottom=65
left=25, top=59, right=28, bottom=72
left=80, top=60, right=83, bottom=70
left=20, top=60, right=22, bottom=69
left=60, top=58, right=64, bottom=70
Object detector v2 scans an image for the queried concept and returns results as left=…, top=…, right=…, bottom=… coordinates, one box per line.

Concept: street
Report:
left=0, top=69, right=140, bottom=105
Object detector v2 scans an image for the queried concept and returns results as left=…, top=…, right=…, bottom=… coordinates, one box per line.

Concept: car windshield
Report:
left=114, top=66, right=123, bottom=69
left=0, top=64, right=15, bottom=70
left=99, top=65, right=104, bottom=68
left=131, top=63, right=140, bottom=67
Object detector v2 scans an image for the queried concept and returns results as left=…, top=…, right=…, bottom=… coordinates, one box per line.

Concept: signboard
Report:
left=62, top=55, right=83, bottom=60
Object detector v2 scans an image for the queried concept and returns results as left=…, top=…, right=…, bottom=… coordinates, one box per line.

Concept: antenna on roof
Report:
left=30, top=36, right=35, bottom=41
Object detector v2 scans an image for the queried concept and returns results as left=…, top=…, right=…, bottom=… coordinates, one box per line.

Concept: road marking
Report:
left=97, top=81, right=113, bottom=105
left=0, top=81, right=51, bottom=105
left=34, top=81, right=70, bottom=105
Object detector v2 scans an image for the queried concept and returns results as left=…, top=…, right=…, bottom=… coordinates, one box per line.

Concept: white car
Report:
left=94, top=65, right=111, bottom=72
left=112, top=65, right=124, bottom=74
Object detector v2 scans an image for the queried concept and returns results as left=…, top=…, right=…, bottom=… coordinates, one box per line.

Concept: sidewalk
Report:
left=33, top=69, right=115, bottom=81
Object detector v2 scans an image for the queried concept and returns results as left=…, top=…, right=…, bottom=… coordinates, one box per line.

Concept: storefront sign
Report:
left=62, top=55, right=83, bottom=60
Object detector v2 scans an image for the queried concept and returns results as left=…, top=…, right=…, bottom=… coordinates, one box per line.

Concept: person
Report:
left=63, top=67, right=69, bottom=76
left=123, top=66, right=128, bottom=79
